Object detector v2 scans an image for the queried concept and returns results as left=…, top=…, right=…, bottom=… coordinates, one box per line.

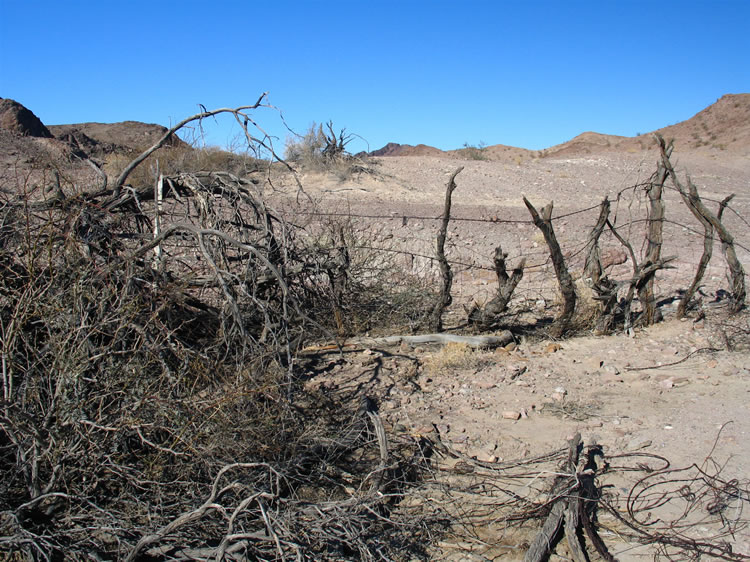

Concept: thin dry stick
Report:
left=113, top=94, right=269, bottom=194
left=125, top=463, right=275, bottom=561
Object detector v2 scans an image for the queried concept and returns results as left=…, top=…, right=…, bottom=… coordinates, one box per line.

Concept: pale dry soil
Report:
left=287, top=150, right=750, bottom=560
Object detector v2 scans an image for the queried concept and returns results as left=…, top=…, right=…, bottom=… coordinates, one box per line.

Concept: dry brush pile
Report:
left=0, top=100, right=438, bottom=560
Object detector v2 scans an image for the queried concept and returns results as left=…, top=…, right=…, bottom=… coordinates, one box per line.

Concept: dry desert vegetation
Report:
left=0, top=94, right=749, bottom=561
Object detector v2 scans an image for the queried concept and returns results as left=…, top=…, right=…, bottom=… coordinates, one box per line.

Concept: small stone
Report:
left=476, top=452, right=498, bottom=463
left=502, top=411, right=522, bottom=420
left=554, top=386, right=567, bottom=395
left=706, top=359, right=719, bottom=369
left=435, top=424, right=450, bottom=434
left=362, top=348, right=374, bottom=355
left=415, top=425, right=435, bottom=435
left=658, top=378, right=674, bottom=389
left=545, top=342, right=562, bottom=353
left=504, top=341, right=517, bottom=352
left=520, top=407, right=529, bottom=419
left=551, top=392, right=566, bottom=402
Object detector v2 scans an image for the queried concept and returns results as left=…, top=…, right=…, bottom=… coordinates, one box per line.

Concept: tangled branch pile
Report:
left=0, top=102, right=437, bottom=559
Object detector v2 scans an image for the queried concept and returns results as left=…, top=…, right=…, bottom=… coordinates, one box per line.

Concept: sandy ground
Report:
left=285, top=149, right=750, bottom=560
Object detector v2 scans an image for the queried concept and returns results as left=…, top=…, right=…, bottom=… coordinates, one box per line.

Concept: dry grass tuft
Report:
left=423, top=342, right=493, bottom=373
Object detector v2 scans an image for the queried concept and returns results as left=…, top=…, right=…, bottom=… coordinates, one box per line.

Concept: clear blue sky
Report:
left=1, top=0, right=749, bottom=153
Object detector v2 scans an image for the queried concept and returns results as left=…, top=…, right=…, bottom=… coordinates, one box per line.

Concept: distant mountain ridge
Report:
left=371, top=93, right=750, bottom=159
left=1, top=94, right=747, bottom=162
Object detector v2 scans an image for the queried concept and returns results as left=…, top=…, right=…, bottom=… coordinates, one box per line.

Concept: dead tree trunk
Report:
left=523, top=198, right=576, bottom=337
left=524, top=434, right=616, bottom=562
left=658, top=137, right=746, bottom=312
left=430, top=167, right=463, bottom=332
left=584, top=197, right=610, bottom=285
left=467, top=245, right=525, bottom=329
left=637, top=138, right=672, bottom=325
left=678, top=190, right=714, bottom=318
left=584, top=198, right=619, bottom=334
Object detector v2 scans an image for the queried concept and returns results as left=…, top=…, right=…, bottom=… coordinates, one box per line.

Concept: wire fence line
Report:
left=291, top=181, right=749, bottom=315
left=298, top=206, right=750, bottom=271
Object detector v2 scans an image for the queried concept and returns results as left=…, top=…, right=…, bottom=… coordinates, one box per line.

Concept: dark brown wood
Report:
left=658, top=136, right=746, bottom=313
left=468, top=245, right=525, bottom=329
left=637, top=137, right=672, bottom=325
left=523, top=197, right=576, bottom=337
left=678, top=181, right=714, bottom=318
left=584, top=197, right=611, bottom=285
left=430, top=167, right=463, bottom=332
left=584, top=198, right=619, bottom=334
left=524, top=433, right=582, bottom=562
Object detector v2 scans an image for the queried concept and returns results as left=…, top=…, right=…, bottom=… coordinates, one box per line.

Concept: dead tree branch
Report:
left=112, top=94, right=270, bottom=195
left=468, top=244, right=525, bottom=329
left=431, top=166, right=463, bottom=332
left=523, top=197, right=576, bottom=337
left=658, top=135, right=746, bottom=313
left=584, top=198, right=619, bottom=334
left=637, top=137, right=672, bottom=325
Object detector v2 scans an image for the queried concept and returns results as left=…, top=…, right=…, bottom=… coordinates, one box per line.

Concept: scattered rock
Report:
left=545, top=342, right=563, bottom=353
left=475, top=452, right=498, bottom=463
left=603, top=364, right=620, bottom=376
left=502, top=411, right=522, bottom=420
left=435, top=424, right=450, bottom=434
left=415, top=425, right=435, bottom=435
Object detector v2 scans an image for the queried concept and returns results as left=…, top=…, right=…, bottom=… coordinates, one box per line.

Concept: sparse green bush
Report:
left=285, top=121, right=370, bottom=180
left=461, top=140, right=488, bottom=160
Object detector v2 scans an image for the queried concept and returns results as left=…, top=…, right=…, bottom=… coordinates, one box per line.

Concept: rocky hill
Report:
left=48, top=121, right=189, bottom=155
left=0, top=97, right=189, bottom=163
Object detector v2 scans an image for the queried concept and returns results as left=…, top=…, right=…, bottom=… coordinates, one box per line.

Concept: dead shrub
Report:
left=285, top=121, right=372, bottom=181
left=0, top=104, right=438, bottom=559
